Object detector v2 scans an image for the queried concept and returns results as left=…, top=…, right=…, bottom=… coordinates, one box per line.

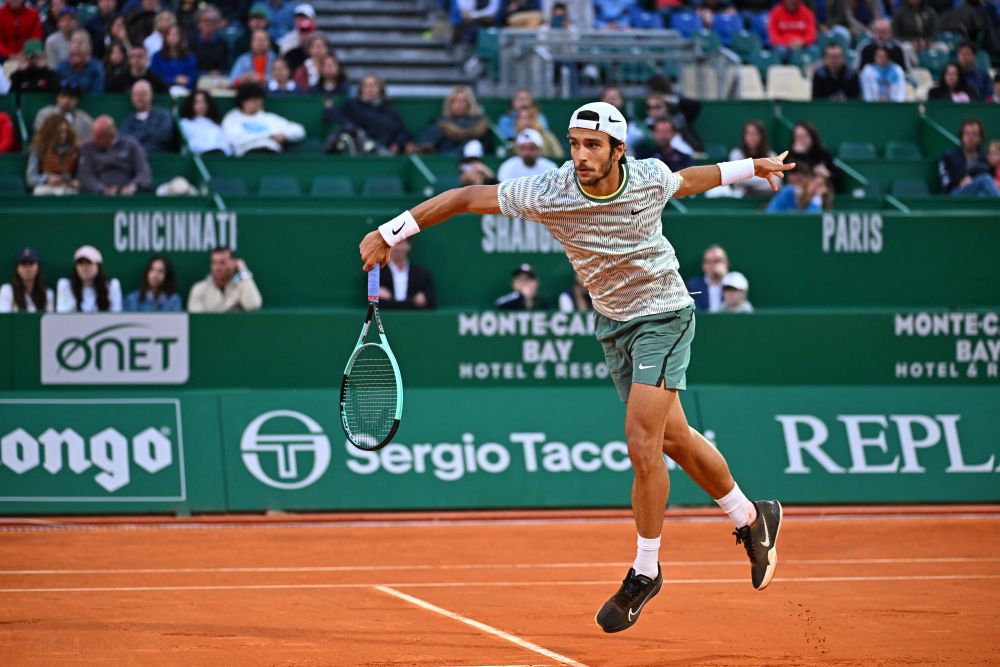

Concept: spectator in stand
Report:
left=729, top=120, right=776, bottom=196
left=174, top=0, right=200, bottom=37
left=861, top=46, right=907, bottom=102
left=179, top=90, right=231, bottom=155
left=85, top=0, right=119, bottom=59
left=956, top=42, right=993, bottom=101
left=144, top=10, right=175, bottom=58
left=377, top=239, right=436, bottom=310
left=789, top=121, right=839, bottom=187
left=150, top=24, right=197, bottom=90
left=766, top=162, right=832, bottom=212
left=222, top=82, right=305, bottom=156
left=281, top=18, right=315, bottom=72
left=120, top=80, right=175, bottom=154
left=278, top=4, right=315, bottom=55
left=103, top=40, right=128, bottom=84
left=411, top=85, right=491, bottom=155
left=56, top=245, right=123, bottom=313
left=720, top=271, right=754, bottom=313
left=454, top=0, right=500, bottom=45
left=34, top=80, right=93, bottom=142
left=767, top=0, right=817, bottom=63
left=26, top=114, right=79, bottom=195
left=292, top=34, right=328, bottom=90
left=558, top=274, right=592, bottom=313
left=500, top=0, right=544, bottom=28
left=497, top=88, right=550, bottom=142
left=498, top=129, right=558, bottom=181
left=234, top=4, right=274, bottom=58
left=213, top=0, right=250, bottom=27
left=939, top=118, right=1000, bottom=197
left=600, top=85, right=647, bottom=152
left=45, top=6, right=77, bottom=69
left=939, top=0, right=1000, bottom=60
left=0, top=113, right=14, bottom=153
left=187, top=247, right=263, bottom=313
left=78, top=115, right=152, bottom=195
left=856, top=18, right=907, bottom=71
left=0, top=248, right=54, bottom=313
left=191, top=6, right=229, bottom=78
left=106, top=44, right=170, bottom=93
left=643, top=79, right=702, bottom=155
left=987, top=140, right=1000, bottom=189
left=513, top=105, right=563, bottom=158
left=496, top=263, right=549, bottom=311
left=124, top=255, right=183, bottom=311
left=826, top=0, right=884, bottom=37
left=594, top=0, right=632, bottom=29
left=685, top=245, right=729, bottom=312
left=637, top=118, right=692, bottom=172
left=892, top=0, right=939, bottom=57
left=230, top=29, right=276, bottom=86
left=126, top=0, right=161, bottom=47
left=812, top=43, right=861, bottom=100
left=106, top=15, right=136, bottom=53
left=57, top=30, right=104, bottom=93
left=323, top=74, right=408, bottom=154
left=266, top=0, right=296, bottom=44
left=0, top=0, right=43, bottom=60
left=457, top=143, right=498, bottom=185
left=268, top=56, right=300, bottom=93
left=928, top=63, right=973, bottom=101
left=312, top=53, right=348, bottom=94
left=10, top=39, right=58, bottom=95
left=543, top=0, right=593, bottom=30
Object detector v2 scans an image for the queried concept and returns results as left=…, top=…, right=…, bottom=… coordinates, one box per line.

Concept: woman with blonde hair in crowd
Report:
left=513, top=104, right=564, bottom=158
left=144, top=10, right=176, bottom=58
left=411, top=85, right=491, bottom=154
left=26, top=114, right=80, bottom=196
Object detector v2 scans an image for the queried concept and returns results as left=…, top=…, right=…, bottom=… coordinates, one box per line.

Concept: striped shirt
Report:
left=497, top=156, right=692, bottom=321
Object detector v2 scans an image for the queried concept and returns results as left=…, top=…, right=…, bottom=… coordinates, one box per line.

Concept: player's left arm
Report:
left=673, top=151, right=795, bottom=198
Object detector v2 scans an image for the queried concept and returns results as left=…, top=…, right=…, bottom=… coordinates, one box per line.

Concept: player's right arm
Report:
left=360, top=185, right=500, bottom=270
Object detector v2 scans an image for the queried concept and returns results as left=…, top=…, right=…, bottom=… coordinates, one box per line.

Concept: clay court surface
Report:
left=1, top=508, right=998, bottom=666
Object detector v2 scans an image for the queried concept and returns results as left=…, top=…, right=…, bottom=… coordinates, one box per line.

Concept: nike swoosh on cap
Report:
left=608, top=117, right=624, bottom=123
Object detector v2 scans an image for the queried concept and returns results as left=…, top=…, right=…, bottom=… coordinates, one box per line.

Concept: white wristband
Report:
left=717, top=158, right=755, bottom=186
left=378, top=210, right=420, bottom=247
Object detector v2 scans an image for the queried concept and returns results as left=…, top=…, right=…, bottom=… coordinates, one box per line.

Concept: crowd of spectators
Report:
left=0, top=244, right=262, bottom=313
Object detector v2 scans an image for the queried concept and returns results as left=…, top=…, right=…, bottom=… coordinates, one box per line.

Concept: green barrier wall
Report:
left=2, top=386, right=997, bottom=514
left=3, top=309, right=998, bottom=391
left=2, top=209, right=998, bottom=309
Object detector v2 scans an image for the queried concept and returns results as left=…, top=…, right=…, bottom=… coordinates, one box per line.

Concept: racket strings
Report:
left=343, top=345, right=398, bottom=446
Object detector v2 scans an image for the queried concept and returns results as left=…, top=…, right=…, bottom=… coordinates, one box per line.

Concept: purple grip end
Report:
left=368, top=265, right=380, bottom=301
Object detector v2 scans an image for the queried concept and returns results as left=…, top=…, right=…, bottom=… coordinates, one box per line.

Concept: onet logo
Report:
left=56, top=323, right=179, bottom=372
left=241, top=410, right=331, bottom=490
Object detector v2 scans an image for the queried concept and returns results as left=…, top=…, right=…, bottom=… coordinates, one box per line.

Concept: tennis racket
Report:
left=339, top=265, right=403, bottom=451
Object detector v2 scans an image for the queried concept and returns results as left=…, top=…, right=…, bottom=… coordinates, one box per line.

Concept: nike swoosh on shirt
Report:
left=638, top=363, right=655, bottom=370
left=631, top=206, right=650, bottom=215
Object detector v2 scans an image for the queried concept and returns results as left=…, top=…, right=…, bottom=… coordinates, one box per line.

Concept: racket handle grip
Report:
left=368, top=264, right=380, bottom=301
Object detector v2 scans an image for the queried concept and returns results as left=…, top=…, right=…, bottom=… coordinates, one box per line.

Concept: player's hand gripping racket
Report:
left=340, top=265, right=403, bottom=451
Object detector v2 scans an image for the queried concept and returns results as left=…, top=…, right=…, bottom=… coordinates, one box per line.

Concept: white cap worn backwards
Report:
left=568, top=101, right=628, bottom=144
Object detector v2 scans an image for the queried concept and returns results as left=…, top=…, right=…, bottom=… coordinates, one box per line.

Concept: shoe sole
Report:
left=756, top=501, right=782, bottom=591
left=594, top=577, right=662, bottom=633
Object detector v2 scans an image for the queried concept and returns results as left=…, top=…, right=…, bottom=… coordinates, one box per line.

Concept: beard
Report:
left=576, top=153, right=616, bottom=186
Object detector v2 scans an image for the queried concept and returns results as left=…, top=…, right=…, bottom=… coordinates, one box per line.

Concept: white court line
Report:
left=2, top=574, right=1000, bottom=593
left=2, top=556, right=998, bottom=576
left=374, top=585, right=588, bottom=667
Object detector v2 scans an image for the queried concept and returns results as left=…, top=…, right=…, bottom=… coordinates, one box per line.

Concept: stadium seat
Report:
left=310, top=176, right=354, bottom=196
left=891, top=178, right=930, bottom=197
left=0, top=176, right=26, bottom=195
left=669, top=11, right=700, bottom=38
left=75, top=3, right=98, bottom=24
left=712, top=12, right=744, bottom=46
left=909, top=67, right=934, bottom=101
left=790, top=46, right=821, bottom=73
left=864, top=179, right=884, bottom=199
left=816, top=30, right=850, bottom=52
left=210, top=177, right=248, bottom=196
left=750, top=49, right=777, bottom=79
left=918, top=50, right=948, bottom=78
left=258, top=176, right=302, bottom=196
left=737, top=64, right=766, bottom=99
left=729, top=30, right=760, bottom=58
left=695, top=29, right=720, bottom=53
left=362, top=176, right=405, bottom=196
left=838, top=142, right=878, bottom=161
left=885, top=141, right=922, bottom=159
left=765, top=65, right=811, bottom=101
left=629, top=4, right=664, bottom=28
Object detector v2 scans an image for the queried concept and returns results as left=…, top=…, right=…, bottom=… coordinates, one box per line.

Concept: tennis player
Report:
left=359, top=102, right=791, bottom=633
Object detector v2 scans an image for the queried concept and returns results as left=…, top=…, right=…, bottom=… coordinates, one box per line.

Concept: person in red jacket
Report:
left=767, top=0, right=816, bottom=63
left=0, top=0, right=44, bottom=60
left=0, top=112, right=15, bottom=153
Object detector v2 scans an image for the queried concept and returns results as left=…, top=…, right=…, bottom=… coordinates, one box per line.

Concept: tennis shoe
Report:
left=595, top=565, right=662, bottom=633
left=733, top=500, right=782, bottom=590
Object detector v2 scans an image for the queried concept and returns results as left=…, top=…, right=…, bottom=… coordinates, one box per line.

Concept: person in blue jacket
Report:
left=124, top=255, right=183, bottom=311
left=766, top=162, right=830, bottom=212
left=150, top=24, right=197, bottom=90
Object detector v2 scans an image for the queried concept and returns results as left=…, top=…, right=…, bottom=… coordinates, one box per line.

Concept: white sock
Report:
left=714, top=483, right=758, bottom=528
left=632, top=535, right=660, bottom=578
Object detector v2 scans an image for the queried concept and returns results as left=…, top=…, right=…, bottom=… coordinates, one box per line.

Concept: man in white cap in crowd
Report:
left=720, top=271, right=754, bottom=313
left=359, top=101, right=793, bottom=633
left=497, top=128, right=559, bottom=182
left=278, top=3, right=315, bottom=54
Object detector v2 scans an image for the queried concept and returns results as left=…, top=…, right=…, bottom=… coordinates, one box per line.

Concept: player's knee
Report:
left=627, top=434, right=663, bottom=475
left=661, top=434, right=687, bottom=461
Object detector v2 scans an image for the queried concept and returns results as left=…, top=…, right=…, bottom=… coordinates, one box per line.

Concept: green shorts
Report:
left=595, top=305, right=696, bottom=403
